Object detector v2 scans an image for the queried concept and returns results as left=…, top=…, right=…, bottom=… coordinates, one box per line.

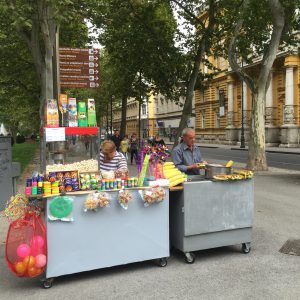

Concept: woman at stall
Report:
left=151, top=134, right=165, bottom=147
left=100, top=140, right=128, bottom=177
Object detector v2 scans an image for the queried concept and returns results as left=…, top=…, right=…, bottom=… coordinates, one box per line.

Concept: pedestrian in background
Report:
left=83, top=135, right=90, bottom=151
left=111, top=130, right=121, bottom=152
left=120, top=135, right=129, bottom=160
left=152, top=134, right=165, bottom=147
left=129, top=133, right=138, bottom=165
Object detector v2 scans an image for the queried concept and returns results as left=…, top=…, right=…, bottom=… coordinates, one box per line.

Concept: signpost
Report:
left=59, top=48, right=100, bottom=88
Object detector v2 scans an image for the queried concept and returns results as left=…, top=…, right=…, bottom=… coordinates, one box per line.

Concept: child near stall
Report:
left=120, top=135, right=129, bottom=160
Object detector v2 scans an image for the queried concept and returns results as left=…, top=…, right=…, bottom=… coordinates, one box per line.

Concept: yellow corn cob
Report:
left=163, top=165, right=176, bottom=171
left=164, top=171, right=182, bottom=179
left=169, top=174, right=185, bottom=183
left=225, top=160, right=234, bottom=167
left=164, top=169, right=181, bottom=175
left=164, top=162, right=175, bottom=166
left=169, top=177, right=186, bottom=187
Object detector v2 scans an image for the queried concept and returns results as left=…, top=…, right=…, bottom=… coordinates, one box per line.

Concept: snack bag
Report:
left=152, top=187, right=166, bottom=203
left=141, top=187, right=166, bottom=207
left=6, top=212, right=47, bottom=278
left=84, top=193, right=99, bottom=212
left=98, top=192, right=110, bottom=208
left=118, top=190, right=132, bottom=210
left=141, top=189, right=156, bottom=207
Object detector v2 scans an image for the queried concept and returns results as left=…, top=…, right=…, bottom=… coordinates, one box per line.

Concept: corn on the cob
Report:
left=164, top=172, right=182, bottom=179
left=164, top=162, right=175, bottom=166
left=169, top=177, right=186, bottom=187
left=169, top=174, right=186, bottom=183
left=225, top=160, right=234, bottom=167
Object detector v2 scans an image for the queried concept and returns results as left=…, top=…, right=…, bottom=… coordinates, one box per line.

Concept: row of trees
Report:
left=95, top=0, right=299, bottom=170
left=0, top=0, right=299, bottom=170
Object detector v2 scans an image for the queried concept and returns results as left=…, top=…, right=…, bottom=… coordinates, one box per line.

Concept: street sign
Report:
left=59, top=47, right=100, bottom=88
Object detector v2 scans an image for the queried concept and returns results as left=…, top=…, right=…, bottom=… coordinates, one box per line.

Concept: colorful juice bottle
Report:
left=109, top=180, right=114, bottom=189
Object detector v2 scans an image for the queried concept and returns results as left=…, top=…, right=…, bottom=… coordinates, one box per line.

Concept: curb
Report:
left=230, top=147, right=300, bottom=155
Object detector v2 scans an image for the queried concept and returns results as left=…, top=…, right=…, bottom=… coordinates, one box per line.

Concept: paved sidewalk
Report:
left=165, top=141, right=300, bottom=155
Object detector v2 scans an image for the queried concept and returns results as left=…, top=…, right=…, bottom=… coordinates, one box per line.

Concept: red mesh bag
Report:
left=6, top=212, right=47, bottom=277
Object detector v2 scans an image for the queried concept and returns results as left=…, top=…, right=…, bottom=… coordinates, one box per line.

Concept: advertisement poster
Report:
left=87, top=98, right=97, bottom=126
left=68, top=98, right=78, bottom=127
left=59, top=94, right=68, bottom=127
left=77, top=101, right=88, bottom=127
left=45, top=99, right=59, bottom=128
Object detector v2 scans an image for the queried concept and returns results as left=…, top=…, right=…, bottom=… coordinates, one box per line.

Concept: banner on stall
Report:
left=68, top=98, right=78, bottom=127
left=87, top=98, right=97, bottom=126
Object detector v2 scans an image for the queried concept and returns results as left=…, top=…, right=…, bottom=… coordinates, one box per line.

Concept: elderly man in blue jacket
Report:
left=172, top=128, right=206, bottom=175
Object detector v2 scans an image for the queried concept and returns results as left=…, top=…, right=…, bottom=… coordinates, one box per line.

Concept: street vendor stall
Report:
left=39, top=128, right=169, bottom=288
left=43, top=188, right=169, bottom=288
left=169, top=174, right=254, bottom=264
left=4, top=97, right=170, bottom=289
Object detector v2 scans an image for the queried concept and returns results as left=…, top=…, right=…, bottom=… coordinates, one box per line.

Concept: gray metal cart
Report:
left=169, top=179, right=254, bottom=263
left=43, top=189, right=169, bottom=288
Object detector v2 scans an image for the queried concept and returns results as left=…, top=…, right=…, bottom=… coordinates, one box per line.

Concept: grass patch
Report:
left=12, top=141, right=39, bottom=172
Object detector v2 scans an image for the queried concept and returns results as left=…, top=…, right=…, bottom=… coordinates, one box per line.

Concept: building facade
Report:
left=195, top=53, right=300, bottom=147
left=112, top=93, right=195, bottom=139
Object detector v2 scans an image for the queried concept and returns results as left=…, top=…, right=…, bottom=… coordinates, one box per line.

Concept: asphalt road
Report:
left=200, top=147, right=300, bottom=171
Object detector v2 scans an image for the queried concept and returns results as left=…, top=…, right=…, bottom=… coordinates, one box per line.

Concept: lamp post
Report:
left=240, top=60, right=245, bottom=149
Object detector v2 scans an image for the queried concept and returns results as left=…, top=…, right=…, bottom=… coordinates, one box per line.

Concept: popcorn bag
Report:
left=6, top=212, right=47, bottom=278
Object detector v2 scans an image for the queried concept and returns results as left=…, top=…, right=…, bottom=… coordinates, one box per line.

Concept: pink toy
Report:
left=35, top=254, right=47, bottom=268
left=16, top=244, right=31, bottom=258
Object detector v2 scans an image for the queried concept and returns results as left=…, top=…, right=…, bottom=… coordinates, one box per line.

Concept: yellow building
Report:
left=112, top=92, right=195, bottom=139
left=195, top=52, right=300, bottom=147
left=112, top=96, right=156, bottom=137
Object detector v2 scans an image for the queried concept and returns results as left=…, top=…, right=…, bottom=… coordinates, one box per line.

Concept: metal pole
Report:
left=240, top=60, right=245, bottom=149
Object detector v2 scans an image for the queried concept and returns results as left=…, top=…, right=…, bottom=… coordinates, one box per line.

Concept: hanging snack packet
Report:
left=142, top=189, right=156, bottom=207
left=98, top=192, right=110, bottom=208
left=152, top=187, right=166, bottom=203
left=84, top=193, right=99, bottom=212
left=118, top=189, right=132, bottom=210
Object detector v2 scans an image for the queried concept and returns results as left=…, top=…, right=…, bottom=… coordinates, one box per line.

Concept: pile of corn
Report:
left=163, top=162, right=187, bottom=187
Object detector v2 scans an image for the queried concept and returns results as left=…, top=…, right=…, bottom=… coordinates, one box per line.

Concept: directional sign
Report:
left=59, top=47, right=100, bottom=88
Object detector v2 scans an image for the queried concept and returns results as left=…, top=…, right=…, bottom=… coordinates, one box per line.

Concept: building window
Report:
left=201, top=110, right=206, bottom=129
left=216, top=87, right=220, bottom=101
left=200, top=90, right=205, bottom=103
left=216, top=112, right=220, bottom=128
left=142, top=103, right=146, bottom=115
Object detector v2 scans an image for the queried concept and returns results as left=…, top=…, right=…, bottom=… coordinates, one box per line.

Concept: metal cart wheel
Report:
left=158, top=258, right=168, bottom=267
left=41, top=278, right=54, bottom=289
left=184, top=252, right=195, bottom=264
left=242, top=243, right=251, bottom=254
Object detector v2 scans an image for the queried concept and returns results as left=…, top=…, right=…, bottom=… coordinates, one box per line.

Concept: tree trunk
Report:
left=120, top=94, right=128, bottom=138
left=247, top=89, right=267, bottom=170
left=228, top=0, right=285, bottom=171
left=172, top=0, right=216, bottom=149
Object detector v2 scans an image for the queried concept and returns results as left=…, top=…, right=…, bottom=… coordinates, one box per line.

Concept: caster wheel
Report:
left=41, top=278, right=54, bottom=289
left=184, top=252, right=195, bottom=264
left=242, top=243, right=251, bottom=254
left=158, top=258, right=168, bottom=267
